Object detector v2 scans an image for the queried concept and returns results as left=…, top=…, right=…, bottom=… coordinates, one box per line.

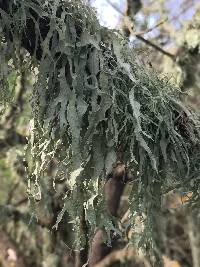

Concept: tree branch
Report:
left=107, top=0, right=175, bottom=60
left=135, top=35, right=175, bottom=60
left=93, top=247, right=151, bottom=267
left=88, top=162, right=135, bottom=266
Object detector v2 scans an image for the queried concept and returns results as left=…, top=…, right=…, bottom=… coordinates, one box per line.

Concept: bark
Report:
left=74, top=208, right=89, bottom=267
left=93, top=247, right=151, bottom=267
left=88, top=162, right=132, bottom=266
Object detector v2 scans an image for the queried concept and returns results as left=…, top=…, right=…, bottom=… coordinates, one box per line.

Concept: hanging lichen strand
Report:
left=0, top=0, right=200, bottom=262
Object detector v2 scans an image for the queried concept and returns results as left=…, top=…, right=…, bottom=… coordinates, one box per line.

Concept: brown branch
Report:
left=93, top=247, right=151, bottom=267
left=6, top=182, right=20, bottom=205
left=88, top=162, right=127, bottom=266
left=13, top=197, right=28, bottom=207
left=108, top=0, right=165, bottom=34
left=135, top=35, right=175, bottom=60
left=88, top=162, right=136, bottom=266
left=107, top=0, right=175, bottom=60
left=132, top=19, right=167, bottom=36
left=75, top=207, right=89, bottom=267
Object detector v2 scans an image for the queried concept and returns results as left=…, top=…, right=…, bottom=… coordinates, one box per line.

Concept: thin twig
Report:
left=107, top=0, right=166, bottom=36
left=106, top=0, right=175, bottom=60
left=169, top=0, right=195, bottom=23
left=107, top=0, right=124, bottom=16
left=135, top=35, right=175, bottom=60
left=131, top=18, right=167, bottom=36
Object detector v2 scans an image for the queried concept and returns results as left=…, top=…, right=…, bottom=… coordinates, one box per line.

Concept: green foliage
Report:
left=0, top=0, right=200, bottom=263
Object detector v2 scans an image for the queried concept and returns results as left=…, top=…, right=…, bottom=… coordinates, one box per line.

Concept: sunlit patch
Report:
left=90, top=0, right=126, bottom=28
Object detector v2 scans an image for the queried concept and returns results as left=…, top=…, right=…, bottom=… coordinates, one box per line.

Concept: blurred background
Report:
left=91, top=0, right=200, bottom=111
left=0, top=0, right=200, bottom=267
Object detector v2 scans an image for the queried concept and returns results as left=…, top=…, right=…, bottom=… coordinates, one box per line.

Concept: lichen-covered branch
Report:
left=0, top=0, right=200, bottom=265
